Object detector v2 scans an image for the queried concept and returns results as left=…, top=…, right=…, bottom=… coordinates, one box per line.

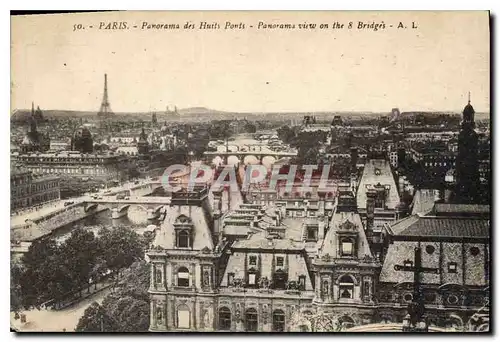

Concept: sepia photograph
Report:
left=9, top=10, right=490, bottom=333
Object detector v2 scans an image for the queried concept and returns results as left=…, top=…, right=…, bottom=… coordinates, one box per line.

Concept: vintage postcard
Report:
left=10, top=10, right=490, bottom=333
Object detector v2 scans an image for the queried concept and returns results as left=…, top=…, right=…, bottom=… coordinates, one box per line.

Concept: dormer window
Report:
left=174, top=215, right=193, bottom=248
left=340, top=238, right=354, bottom=257
left=306, top=226, right=318, bottom=241
left=176, top=230, right=191, bottom=248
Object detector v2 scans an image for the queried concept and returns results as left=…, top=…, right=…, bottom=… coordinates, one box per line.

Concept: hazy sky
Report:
left=11, top=11, right=490, bottom=113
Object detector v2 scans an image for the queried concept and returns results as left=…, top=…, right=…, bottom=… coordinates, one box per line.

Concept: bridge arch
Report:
left=243, top=155, right=260, bottom=165
left=84, top=202, right=99, bottom=213
left=118, top=204, right=132, bottom=213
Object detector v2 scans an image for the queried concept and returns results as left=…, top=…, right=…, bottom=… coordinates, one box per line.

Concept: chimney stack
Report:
left=366, top=190, right=376, bottom=234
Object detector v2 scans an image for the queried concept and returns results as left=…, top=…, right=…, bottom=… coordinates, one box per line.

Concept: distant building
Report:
left=454, top=96, right=481, bottom=203
left=388, top=151, right=398, bottom=168
left=137, top=128, right=150, bottom=155
left=357, top=159, right=401, bottom=230
left=115, top=146, right=138, bottom=156
left=20, top=104, right=50, bottom=154
left=408, top=145, right=456, bottom=170
left=331, top=115, right=342, bottom=126
left=109, top=134, right=138, bottom=144
left=49, top=140, right=70, bottom=152
left=10, top=168, right=60, bottom=211
left=12, top=150, right=125, bottom=180
left=71, top=126, right=94, bottom=153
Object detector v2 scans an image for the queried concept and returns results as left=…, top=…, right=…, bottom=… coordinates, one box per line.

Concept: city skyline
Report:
left=11, top=11, right=490, bottom=113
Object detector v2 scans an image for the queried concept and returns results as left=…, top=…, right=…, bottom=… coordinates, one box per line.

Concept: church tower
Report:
left=454, top=93, right=480, bottom=203
left=137, top=127, right=150, bottom=155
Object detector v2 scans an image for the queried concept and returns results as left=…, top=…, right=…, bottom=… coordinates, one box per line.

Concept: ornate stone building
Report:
left=378, top=203, right=490, bottom=330
left=147, top=186, right=380, bottom=332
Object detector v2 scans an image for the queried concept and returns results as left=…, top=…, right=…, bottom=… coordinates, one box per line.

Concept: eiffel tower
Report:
left=97, top=73, right=114, bottom=117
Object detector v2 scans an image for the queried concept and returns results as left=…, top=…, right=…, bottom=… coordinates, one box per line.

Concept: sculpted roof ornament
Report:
left=339, top=219, right=356, bottom=231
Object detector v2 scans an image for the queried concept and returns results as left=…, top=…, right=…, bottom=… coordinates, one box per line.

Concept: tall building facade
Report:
left=10, top=168, right=60, bottom=211
left=454, top=96, right=480, bottom=203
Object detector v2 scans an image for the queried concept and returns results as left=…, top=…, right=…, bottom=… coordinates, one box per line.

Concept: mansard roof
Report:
left=153, top=203, right=215, bottom=251
left=357, top=159, right=400, bottom=210
left=387, top=214, right=489, bottom=239
left=320, top=212, right=373, bottom=259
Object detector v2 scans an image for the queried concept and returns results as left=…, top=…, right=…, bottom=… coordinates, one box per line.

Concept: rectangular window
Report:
left=448, top=262, right=457, bottom=273
left=307, top=227, right=318, bottom=241
left=178, top=271, right=189, bottom=287
left=248, top=273, right=256, bottom=285
left=341, top=242, right=353, bottom=256
left=249, top=255, right=257, bottom=266
left=276, top=257, right=284, bottom=267
left=177, top=309, right=190, bottom=329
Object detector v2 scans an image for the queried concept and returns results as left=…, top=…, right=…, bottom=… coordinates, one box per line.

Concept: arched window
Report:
left=177, top=304, right=190, bottom=329
left=245, top=308, right=258, bottom=331
left=177, top=267, right=190, bottom=287
left=177, top=230, right=190, bottom=248
left=272, top=309, right=286, bottom=332
left=218, top=307, right=231, bottom=330
left=339, top=275, right=354, bottom=299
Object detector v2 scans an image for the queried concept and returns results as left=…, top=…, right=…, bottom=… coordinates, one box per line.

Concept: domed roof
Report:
left=463, top=102, right=475, bottom=115
left=73, top=126, right=92, bottom=139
